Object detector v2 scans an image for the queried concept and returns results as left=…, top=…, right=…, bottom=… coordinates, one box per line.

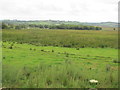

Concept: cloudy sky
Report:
left=0, top=0, right=119, bottom=22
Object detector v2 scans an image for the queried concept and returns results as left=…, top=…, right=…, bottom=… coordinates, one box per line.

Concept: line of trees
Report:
left=2, top=23, right=102, bottom=30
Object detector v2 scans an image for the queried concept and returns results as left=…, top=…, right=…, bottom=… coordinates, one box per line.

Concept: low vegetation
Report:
left=1, top=23, right=118, bottom=88
left=2, top=29, right=118, bottom=48
left=2, top=42, right=118, bottom=88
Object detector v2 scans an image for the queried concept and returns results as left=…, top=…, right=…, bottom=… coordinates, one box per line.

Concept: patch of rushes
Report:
left=2, top=29, right=118, bottom=48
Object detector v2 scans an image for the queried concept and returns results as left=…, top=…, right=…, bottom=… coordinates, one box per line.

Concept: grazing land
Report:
left=2, top=29, right=118, bottom=48
left=1, top=28, right=119, bottom=88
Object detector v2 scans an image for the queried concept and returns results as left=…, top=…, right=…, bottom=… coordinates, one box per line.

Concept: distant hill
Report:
left=1, top=20, right=118, bottom=27
left=81, top=22, right=118, bottom=28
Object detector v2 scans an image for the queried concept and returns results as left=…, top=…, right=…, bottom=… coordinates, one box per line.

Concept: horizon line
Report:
left=0, top=19, right=118, bottom=23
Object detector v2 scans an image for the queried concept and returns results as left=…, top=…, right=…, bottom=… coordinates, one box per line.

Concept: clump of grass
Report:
left=3, top=56, right=6, bottom=59
left=58, top=52, right=60, bottom=54
left=113, top=59, right=120, bottom=63
left=41, top=49, right=44, bottom=51
left=81, top=45, right=85, bottom=48
left=76, top=48, right=79, bottom=50
left=22, top=66, right=31, bottom=79
left=3, top=46, right=6, bottom=48
left=106, top=65, right=111, bottom=72
left=20, top=42, right=23, bottom=44
left=63, top=44, right=71, bottom=48
left=9, top=46, right=13, bottom=49
left=65, top=53, right=69, bottom=57
left=8, top=43, right=14, bottom=49
left=52, top=50, right=54, bottom=52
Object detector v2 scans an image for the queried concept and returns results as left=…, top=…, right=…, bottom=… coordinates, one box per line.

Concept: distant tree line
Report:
left=2, top=23, right=102, bottom=30
left=2, top=23, right=28, bottom=29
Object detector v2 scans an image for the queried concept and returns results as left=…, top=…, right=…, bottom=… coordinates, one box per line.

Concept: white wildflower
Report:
left=89, top=79, right=98, bottom=83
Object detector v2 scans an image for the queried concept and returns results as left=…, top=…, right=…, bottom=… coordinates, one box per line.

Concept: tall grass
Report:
left=2, top=29, right=118, bottom=48
left=2, top=59, right=118, bottom=88
left=2, top=29, right=118, bottom=88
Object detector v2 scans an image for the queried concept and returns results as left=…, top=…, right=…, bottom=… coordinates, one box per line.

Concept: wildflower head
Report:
left=89, top=79, right=98, bottom=84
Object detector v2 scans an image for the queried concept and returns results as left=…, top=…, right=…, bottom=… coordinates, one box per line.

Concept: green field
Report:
left=1, top=29, right=119, bottom=88
left=2, top=29, right=118, bottom=48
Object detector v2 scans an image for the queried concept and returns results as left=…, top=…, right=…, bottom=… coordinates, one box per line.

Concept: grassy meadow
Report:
left=2, top=29, right=118, bottom=48
left=1, top=28, right=119, bottom=88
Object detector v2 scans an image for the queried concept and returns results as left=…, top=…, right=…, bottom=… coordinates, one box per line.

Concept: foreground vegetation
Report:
left=2, top=42, right=118, bottom=88
left=1, top=28, right=118, bottom=88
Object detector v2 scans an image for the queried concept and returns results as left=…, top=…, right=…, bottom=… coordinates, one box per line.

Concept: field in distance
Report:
left=2, top=28, right=118, bottom=48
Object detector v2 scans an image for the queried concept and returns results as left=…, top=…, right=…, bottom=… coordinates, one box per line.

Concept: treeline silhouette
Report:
left=2, top=23, right=102, bottom=30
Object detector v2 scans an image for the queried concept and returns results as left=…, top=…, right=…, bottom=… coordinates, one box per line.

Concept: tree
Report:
left=2, top=23, right=9, bottom=29
left=15, top=25, right=21, bottom=29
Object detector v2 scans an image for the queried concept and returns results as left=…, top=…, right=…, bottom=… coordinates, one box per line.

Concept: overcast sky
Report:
left=0, top=0, right=119, bottom=22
